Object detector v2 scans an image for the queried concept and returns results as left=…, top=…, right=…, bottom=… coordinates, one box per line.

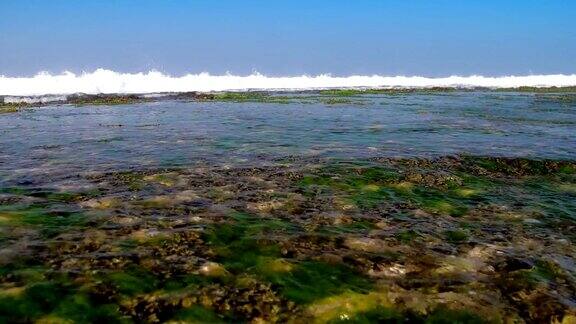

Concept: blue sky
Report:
left=1, top=0, right=575, bottom=77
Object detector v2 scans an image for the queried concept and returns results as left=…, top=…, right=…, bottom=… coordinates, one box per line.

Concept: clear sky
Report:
left=1, top=0, right=575, bottom=77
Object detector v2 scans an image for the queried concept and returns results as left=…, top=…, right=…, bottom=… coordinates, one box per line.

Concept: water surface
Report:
left=1, top=91, right=575, bottom=184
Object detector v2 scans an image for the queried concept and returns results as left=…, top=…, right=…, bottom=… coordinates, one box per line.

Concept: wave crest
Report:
left=1, top=69, right=576, bottom=96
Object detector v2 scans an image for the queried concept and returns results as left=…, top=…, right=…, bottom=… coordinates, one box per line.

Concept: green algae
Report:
left=298, top=164, right=401, bottom=209
left=114, top=171, right=147, bottom=191
left=0, top=207, right=87, bottom=238
left=0, top=269, right=125, bottom=324
left=105, top=268, right=159, bottom=296
left=0, top=285, right=124, bottom=323
left=207, top=92, right=297, bottom=104
left=496, top=86, right=576, bottom=93
left=396, top=230, right=419, bottom=243
left=299, top=163, right=475, bottom=214
left=1, top=156, right=575, bottom=322
left=444, top=230, right=469, bottom=243
left=528, top=260, right=561, bottom=283
left=0, top=265, right=48, bottom=284
left=0, top=281, right=70, bottom=320
left=318, top=88, right=458, bottom=97
left=67, top=94, right=143, bottom=106
left=118, top=239, right=139, bottom=251
left=319, top=89, right=373, bottom=96
left=402, top=188, right=469, bottom=217
left=298, top=158, right=575, bottom=223
left=0, top=102, right=31, bottom=114
left=265, top=261, right=372, bottom=304
left=203, top=212, right=373, bottom=304
left=205, top=214, right=287, bottom=274
left=210, top=92, right=268, bottom=102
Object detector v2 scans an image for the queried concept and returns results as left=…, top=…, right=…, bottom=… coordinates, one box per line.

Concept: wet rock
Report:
left=332, top=214, right=354, bottom=226
left=368, top=263, right=407, bottom=278
left=198, top=262, right=230, bottom=278
left=496, top=257, right=533, bottom=272
left=343, top=237, right=392, bottom=253
left=131, top=229, right=164, bottom=242
left=80, top=197, right=121, bottom=209
left=247, top=200, right=285, bottom=213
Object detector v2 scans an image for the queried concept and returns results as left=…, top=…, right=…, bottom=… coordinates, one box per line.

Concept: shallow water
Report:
left=1, top=91, right=575, bottom=185
left=1, top=91, right=576, bottom=322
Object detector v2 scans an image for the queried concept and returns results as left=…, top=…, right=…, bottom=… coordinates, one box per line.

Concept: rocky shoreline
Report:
left=1, top=156, right=575, bottom=323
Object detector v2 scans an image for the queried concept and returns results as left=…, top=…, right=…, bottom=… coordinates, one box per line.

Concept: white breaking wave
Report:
left=1, top=69, right=576, bottom=96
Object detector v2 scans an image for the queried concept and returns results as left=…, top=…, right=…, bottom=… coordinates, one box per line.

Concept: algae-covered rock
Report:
left=1, top=156, right=575, bottom=322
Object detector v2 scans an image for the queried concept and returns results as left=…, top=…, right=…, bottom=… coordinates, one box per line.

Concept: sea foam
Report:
left=1, top=69, right=576, bottom=96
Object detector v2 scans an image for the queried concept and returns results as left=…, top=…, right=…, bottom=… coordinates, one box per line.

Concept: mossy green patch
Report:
left=0, top=102, right=30, bottom=114
left=114, top=172, right=147, bottom=191
left=318, top=88, right=457, bottom=97
left=496, top=86, right=576, bottom=93
left=0, top=282, right=124, bottom=323
left=300, top=158, right=575, bottom=224
left=0, top=281, right=68, bottom=321
left=105, top=267, right=159, bottom=296
left=421, top=198, right=468, bottom=217
left=118, top=238, right=139, bottom=251
left=204, top=212, right=293, bottom=273
left=0, top=207, right=88, bottom=238
left=513, top=259, right=564, bottom=288
left=300, top=163, right=497, bottom=215
left=0, top=274, right=124, bottom=324
left=46, top=294, right=125, bottom=323
left=319, top=89, right=372, bottom=97
left=299, top=165, right=401, bottom=209
left=393, top=186, right=469, bottom=217
left=396, top=230, right=419, bottom=243
left=265, top=261, right=372, bottom=304
left=444, top=230, right=469, bottom=243
left=210, top=92, right=268, bottom=101
left=68, top=94, right=143, bottom=106
left=207, top=92, right=297, bottom=104
left=204, top=212, right=373, bottom=304
left=0, top=266, right=48, bottom=284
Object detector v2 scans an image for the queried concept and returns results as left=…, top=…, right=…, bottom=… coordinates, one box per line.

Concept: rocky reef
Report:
left=2, top=87, right=576, bottom=114
left=1, top=156, right=575, bottom=323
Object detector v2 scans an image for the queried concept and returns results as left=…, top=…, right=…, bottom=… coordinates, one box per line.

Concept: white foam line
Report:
left=1, top=69, right=576, bottom=96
